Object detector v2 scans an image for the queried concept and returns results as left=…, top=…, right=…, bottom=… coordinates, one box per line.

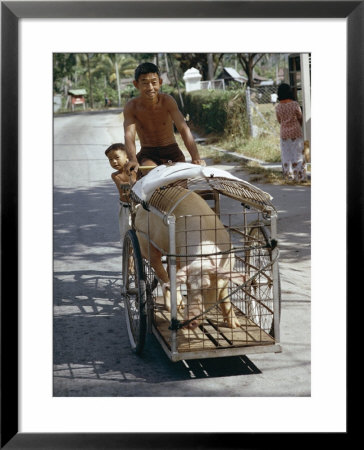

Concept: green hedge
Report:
left=171, top=89, right=249, bottom=138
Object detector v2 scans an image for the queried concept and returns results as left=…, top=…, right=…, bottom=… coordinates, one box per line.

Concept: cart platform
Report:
left=153, top=297, right=281, bottom=361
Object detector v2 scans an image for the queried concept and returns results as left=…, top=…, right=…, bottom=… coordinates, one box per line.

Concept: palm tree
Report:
left=73, top=53, right=99, bottom=108
left=98, top=54, right=136, bottom=107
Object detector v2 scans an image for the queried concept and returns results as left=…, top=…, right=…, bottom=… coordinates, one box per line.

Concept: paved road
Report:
left=53, top=111, right=311, bottom=397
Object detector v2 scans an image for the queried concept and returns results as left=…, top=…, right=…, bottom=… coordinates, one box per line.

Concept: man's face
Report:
left=134, top=72, right=162, bottom=100
left=108, top=149, right=127, bottom=171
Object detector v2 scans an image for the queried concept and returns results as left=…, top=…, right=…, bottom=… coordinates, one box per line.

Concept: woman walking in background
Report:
left=275, top=83, right=307, bottom=182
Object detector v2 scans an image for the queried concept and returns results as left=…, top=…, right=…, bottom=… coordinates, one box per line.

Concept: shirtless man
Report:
left=123, top=62, right=205, bottom=174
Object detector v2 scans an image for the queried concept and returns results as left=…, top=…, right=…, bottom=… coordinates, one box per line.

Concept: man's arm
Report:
left=123, top=101, right=139, bottom=174
left=167, top=96, right=205, bottom=165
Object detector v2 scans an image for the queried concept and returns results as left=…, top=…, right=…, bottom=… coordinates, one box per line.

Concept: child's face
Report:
left=107, top=149, right=127, bottom=171
left=133, top=72, right=162, bottom=100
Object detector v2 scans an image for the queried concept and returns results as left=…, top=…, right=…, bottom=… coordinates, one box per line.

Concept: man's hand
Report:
left=125, top=159, right=139, bottom=175
left=192, top=159, right=206, bottom=166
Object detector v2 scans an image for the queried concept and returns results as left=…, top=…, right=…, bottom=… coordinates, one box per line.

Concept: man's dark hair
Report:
left=134, top=62, right=160, bottom=81
left=277, top=83, right=295, bottom=101
left=105, top=143, right=126, bottom=156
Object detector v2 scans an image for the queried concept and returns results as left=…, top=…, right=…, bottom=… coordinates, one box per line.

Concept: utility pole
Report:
left=300, top=53, right=311, bottom=144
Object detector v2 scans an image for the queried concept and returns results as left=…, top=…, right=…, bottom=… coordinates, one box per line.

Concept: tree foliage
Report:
left=53, top=53, right=138, bottom=106
left=173, top=53, right=224, bottom=80
left=53, top=53, right=76, bottom=82
left=53, top=52, right=276, bottom=110
left=237, top=53, right=266, bottom=87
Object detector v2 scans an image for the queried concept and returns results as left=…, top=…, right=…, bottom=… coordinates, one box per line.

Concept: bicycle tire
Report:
left=122, top=230, right=147, bottom=355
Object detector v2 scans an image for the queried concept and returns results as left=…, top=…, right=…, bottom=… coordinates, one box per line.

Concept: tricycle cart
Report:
left=121, top=163, right=282, bottom=362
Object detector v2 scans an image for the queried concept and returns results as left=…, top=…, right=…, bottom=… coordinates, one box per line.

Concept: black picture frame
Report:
left=1, top=1, right=358, bottom=448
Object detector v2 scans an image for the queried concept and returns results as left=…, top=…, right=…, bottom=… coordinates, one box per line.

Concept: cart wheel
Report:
left=122, top=230, right=147, bottom=355
left=245, top=223, right=281, bottom=336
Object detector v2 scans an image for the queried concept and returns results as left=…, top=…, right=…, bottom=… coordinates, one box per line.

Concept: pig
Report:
left=134, top=185, right=245, bottom=329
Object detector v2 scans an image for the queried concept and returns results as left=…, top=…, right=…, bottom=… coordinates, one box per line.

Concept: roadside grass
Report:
left=176, top=134, right=311, bottom=186
left=242, top=161, right=284, bottom=185
left=216, top=134, right=281, bottom=163
left=242, top=161, right=311, bottom=186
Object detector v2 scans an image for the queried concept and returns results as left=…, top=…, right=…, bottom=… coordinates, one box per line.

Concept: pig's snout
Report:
left=183, top=304, right=203, bottom=329
left=184, top=317, right=201, bottom=330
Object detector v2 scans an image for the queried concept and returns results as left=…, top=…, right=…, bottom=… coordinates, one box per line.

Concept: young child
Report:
left=123, top=62, right=205, bottom=175
left=105, top=143, right=136, bottom=249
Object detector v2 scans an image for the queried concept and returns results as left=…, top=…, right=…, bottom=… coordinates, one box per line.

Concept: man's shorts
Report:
left=136, top=143, right=186, bottom=166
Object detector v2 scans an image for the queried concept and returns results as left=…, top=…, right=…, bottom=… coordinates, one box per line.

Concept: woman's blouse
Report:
left=276, top=100, right=303, bottom=139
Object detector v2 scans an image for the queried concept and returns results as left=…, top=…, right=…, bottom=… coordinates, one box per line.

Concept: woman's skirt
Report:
left=280, top=137, right=307, bottom=181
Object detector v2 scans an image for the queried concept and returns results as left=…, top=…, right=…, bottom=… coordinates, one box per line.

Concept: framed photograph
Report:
left=2, top=1, right=359, bottom=448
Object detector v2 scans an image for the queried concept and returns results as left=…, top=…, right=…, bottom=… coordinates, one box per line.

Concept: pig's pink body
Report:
left=135, top=187, right=243, bottom=329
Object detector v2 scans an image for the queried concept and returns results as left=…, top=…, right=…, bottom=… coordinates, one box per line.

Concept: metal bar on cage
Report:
left=270, top=212, right=280, bottom=343
left=146, top=211, right=153, bottom=334
left=229, top=226, right=250, bottom=239
left=179, top=249, right=279, bottom=330
left=167, top=214, right=178, bottom=357
left=240, top=289, right=275, bottom=315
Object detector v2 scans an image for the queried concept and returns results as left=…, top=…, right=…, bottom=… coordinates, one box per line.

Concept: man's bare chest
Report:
left=134, top=104, right=172, bottom=129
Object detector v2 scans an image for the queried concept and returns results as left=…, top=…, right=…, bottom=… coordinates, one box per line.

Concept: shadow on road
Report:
left=54, top=183, right=122, bottom=264
left=53, top=269, right=262, bottom=396
left=54, top=182, right=310, bottom=265
left=53, top=180, right=308, bottom=396
left=54, top=270, right=122, bottom=308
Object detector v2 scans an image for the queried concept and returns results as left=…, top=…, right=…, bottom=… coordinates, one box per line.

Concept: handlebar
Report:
left=138, top=165, right=157, bottom=170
